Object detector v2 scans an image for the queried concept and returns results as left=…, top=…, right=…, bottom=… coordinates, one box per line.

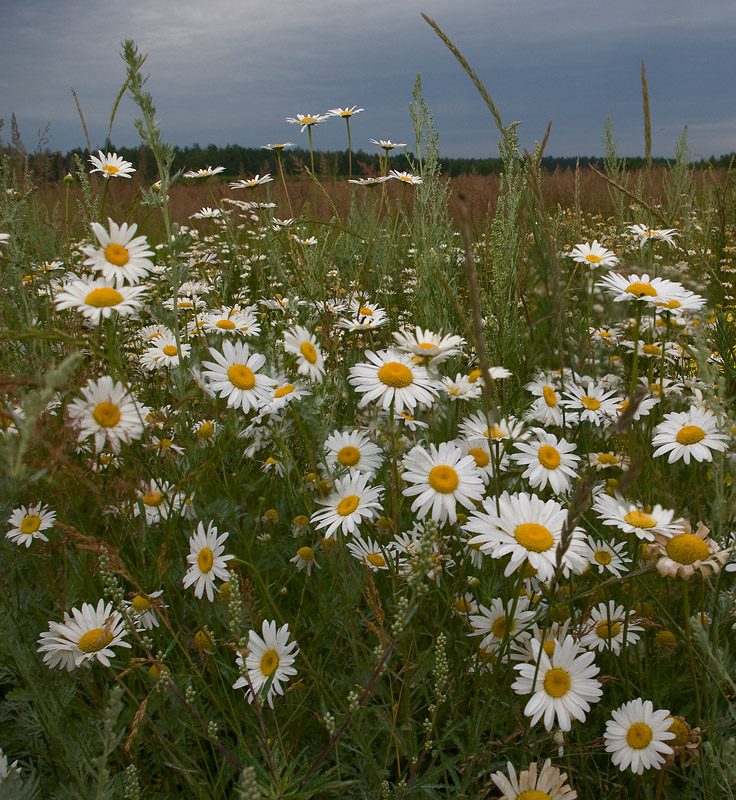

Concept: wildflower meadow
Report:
left=2, top=27, right=736, bottom=800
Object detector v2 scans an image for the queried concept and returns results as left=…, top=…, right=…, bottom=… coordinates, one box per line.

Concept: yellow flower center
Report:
left=418, top=342, right=438, bottom=352
left=666, top=533, right=710, bottom=565
left=599, top=330, right=613, bottom=338
left=543, top=667, right=571, bottom=698
left=656, top=629, right=677, bottom=648
left=300, top=341, right=318, bottom=364
left=542, top=640, right=556, bottom=658
left=194, top=630, right=214, bottom=649
left=538, top=445, right=561, bottom=469
left=517, top=791, right=553, bottom=800
left=131, top=595, right=151, bottom=612
left=596, top=621, right=621, bottom=639
left=178, top=300, right=194, bottom=308
left=624, top=510, right=657, bottom=529
left=514, top=523, right=554, bottom=552
left=103, top=165, right=120, bottom=175
left=260, top=649, right=280, bottom=676
left=141, top=491, right=163, bottom=506
left=274, top=384, right=295, bottom=398
left=667, top=717, right=690, bottom=747
left=336, top=495, right=360, bottom=516
left=297, top=546, right=315, bottom=562
left=581, top=395, right=601, bottom=410
left=597, top=453, right=619, bottom=465
left=366, top=552, right=386, bottom=567
left=93, top=402, right=121, bottom=428
left=216, top=319, right=236, bottom=329
left=491, top=616, right=516, bottom=639
left=162, top=345, right=178, bottom=356
left=337, top=445, right=361, bottom=466
left=428, top=465, right=459, bottom=494
left=626, top=281, right=657, bottom=297
left=594, top=550, right=612, bottom=565
left=542, top=385, right=557, bottom=406
left=197, top=547, right=214, bottom=573
left=227, top=364, right=256, bottom=390
left=77, top=628, right=114, bottom=653
left=20, top=515, right=42, bottom=534
left=642, top=344, right=661, bottom=355
left=377, top=362, right=413, bottom=388
left=293, top=515, right=309, bottom=527
left=85, top=287, right=123, bottom=307
left=359, top=306, right=373, bottom=315
left=585, top=253, right=601, bottom=264
left=660, top=299, right=681, bottom=309
left=454, top=598, right=472, bottom=613
left=196, top=422, right=215, bottom=439
left=468, top=447, right=489, bottom=467
left=467, top=369, right=482, bottom=383
left=104, top=243, right=130, bottom=266
left=675, top=425, right=705, bottom=445
left=626, top=722, right=653, bottom=749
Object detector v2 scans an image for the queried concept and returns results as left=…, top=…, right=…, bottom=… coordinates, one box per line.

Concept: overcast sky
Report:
left=1, top=0, right=734, bottom=161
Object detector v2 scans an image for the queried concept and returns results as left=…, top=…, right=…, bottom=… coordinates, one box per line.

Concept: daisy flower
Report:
left=651, top=407, right=728, bottom=465
left=0, top=748, right=21, bottom=784
left=81, top=219, right=155, bottom=286
left=369, top=139, right=406, bottom=151
left=588, top=451, right=629, bottom=471
left=392, top=326, right=464, bottom=366
left=348, top=348, right=438, bottom=416
left=201, top=340, right=276, bottom=413
left=133, top=479, right=183, bottom=525
left=124, top=590, right=165, bottom=630
left=464, top=491, right=588, bottom=582
left=401, top=441, right=484, bottom=526
left=652, top=520, right=732, bottom=579
left=310, top=470, right=384, bottom=538
left=283, top=325, right=325, bottom=383
left=290, top=546, right=320, bottom=575
left=604, top=698, right=675, bottom=773
left=593, top=494, right=683, bottom=542
left=262, top=378, right=311, bottom=415
left=286, top=113, right=330, bottom=131
left=510, top=430, right=580, bottom=494
left=569, top=239, right=618, bottom=268
left=512, top=635, right=601, bottom=731
left=458, top=412, right=526, bottom=443
left=346, top=535, right=391, bottom=571
left=490, top=759, right=577, bottom=800
left=6, top=502, right=55, bottom=547
left=37, top=599, right=131, bottom=671
left=55, top=278, right=148, bottom=323
left=560, top=380, right=622, bottom=427
left=140, top=338, right=191, bottom=370
left=190, top=206, right=222, bottom=219
left=89, top=150, right=135, bottom=179
left=468, top=596, right=536, bottom=653
left=456, top=437, right=505, bottom=485
left=348, top=176, right=391, bottom=186
left=323, top=428, right=384, bottom=477
left=261, top=142, right=295, bottom=152
left=389, top=170, right=423, bottom=185
left=233, top=620, right=298, bottom=707
left=67, top=376, right=146, bottom=453
left=596, top=271, right=678, bottom=303
left=229, top=174, right=273, bottom=189
left=0, top=232, right=10, bottom=254
left=580, top=601, right=643, bottom=655
left=328, top=106, right=364, bottom=118
left=183, top=166, right=225, bottom=178
left=203, top=309, right=261, bottom=337
left=628, top=223, right=679, bottom=247
left=182, top=521, right=234, bottom=601
left=581, top=536, right=630, bottom=577
left=440, top=374, right=481, bottom=401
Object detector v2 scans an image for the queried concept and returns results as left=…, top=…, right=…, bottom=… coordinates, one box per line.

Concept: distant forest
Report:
left=4, top=138, right=736, bottom=184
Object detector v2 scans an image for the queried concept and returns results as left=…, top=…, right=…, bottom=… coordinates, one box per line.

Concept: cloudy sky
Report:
left=1, top=0, right=734, bottom=160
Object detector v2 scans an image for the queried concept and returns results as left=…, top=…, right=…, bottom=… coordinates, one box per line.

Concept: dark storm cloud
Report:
left=1, top=0, right=734, bottom=159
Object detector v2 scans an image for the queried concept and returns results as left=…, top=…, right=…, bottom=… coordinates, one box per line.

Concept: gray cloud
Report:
left=1, top=0, right=734, bottom=159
